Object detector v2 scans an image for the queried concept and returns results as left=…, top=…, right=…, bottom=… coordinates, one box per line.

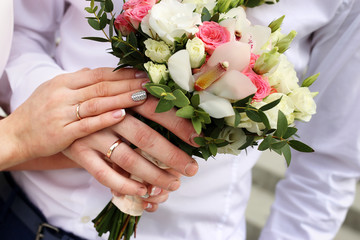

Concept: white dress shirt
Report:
left=4, top=0, right=357, bottom=239
left=259, top=1, right=360, bottom=239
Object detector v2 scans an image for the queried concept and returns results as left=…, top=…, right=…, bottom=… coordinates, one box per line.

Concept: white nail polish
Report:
left=145, top=203, right=152, bottom=209
left=141, top=193, right=149, bottom=199
left=150, top=186, right=161, bottom=196
left=112, top=109, right=126, bottom=118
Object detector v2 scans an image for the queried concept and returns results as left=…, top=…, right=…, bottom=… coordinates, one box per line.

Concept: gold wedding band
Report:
left=106, top=139, right=122, bottom=159
left=76, top=103, right=82, bottom=120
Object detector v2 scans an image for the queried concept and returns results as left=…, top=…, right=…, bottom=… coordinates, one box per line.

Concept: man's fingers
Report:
left=112, top=115, right=199, bottom=177
left=132, top=97, right=200, bottom=147
left=63, top=147, right=147, bottom=196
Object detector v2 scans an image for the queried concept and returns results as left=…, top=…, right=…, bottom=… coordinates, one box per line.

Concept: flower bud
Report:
left=215, top=0, right=240, bottom=13
left=144, top=39, right=171, bottom=63
left=276, top=30, right=297, bottom=53
left=186, top=37, right=206, bottom=68
left=144, top=61, right=169, bottom=84
left=254, top=47, right=280, bottom=75
left=301, top=73, right=319, bottom=87
left=268, top=15, right=285, bottom=33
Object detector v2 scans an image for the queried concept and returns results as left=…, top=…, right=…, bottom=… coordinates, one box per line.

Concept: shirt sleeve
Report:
left=259, top=1, right=360, bottom=239
left=5, top=0, right=67, bottom=111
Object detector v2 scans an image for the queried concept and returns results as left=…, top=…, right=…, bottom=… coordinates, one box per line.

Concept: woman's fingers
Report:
left=73, top=90, right=147, bottom=120
left=76, top=79, right=148, bottom=103
left=68, top=67, right=148, bottom=89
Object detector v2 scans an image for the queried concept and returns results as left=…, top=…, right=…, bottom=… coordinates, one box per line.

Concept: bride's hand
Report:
left=1, top=67, right=148, bottom=169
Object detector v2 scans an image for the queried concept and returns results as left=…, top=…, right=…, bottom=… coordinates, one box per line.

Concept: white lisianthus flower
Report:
left=141, top=0, right=202, bottom=45
left=182, top=0, right=216, bottom=13
left=288, top=87, right=316, bottom=122
left=186, top=37, right=206, bottom=68
left=217, top=127, right=246, bottom=155
left=144, top=39, right=171, bottom=63
left=144, top=61, right=169, bottom=84
left=263, top=93, right=295, bottom=128
left=265, top=54, right=299, bottom=94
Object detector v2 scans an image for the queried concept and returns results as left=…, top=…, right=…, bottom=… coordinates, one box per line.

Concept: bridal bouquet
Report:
left=84, top=0, right=317, bottom=239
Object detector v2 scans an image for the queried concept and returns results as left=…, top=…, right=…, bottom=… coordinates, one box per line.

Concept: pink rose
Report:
left=124, top=5, right=153, bottom=29
left=114, top=13, right=135, bottom=36
left=123, top=0, right=157, bottom=10
left=243, top=69, right=271, bottom=102
left=195, top=21, right=230, bottom=55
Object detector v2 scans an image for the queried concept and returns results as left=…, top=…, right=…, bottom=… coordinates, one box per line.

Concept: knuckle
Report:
left=165, top=149, right=182, bottom=167
left=94, top=169, right=108, bottom=183
left=95, top=82, right=109, bottom=97
left=116, top=146, right=134, bottom=169
left=85, top=99, right=99, bottom=116
left=90, top=68, right=105, bottom=83
left=78, top=119, right=91, bottom=134
left=133, top=127, right=155, bottom=149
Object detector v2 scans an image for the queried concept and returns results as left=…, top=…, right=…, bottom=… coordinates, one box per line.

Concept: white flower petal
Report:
left=197, top=91, right=235, bottom=118
left=168, top=50, right=194, bottom=92
left=207, top=70, right=257, bottom=100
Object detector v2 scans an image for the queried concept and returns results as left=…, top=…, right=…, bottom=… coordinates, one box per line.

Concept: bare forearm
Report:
left=5, top=152, right=80, bottom=171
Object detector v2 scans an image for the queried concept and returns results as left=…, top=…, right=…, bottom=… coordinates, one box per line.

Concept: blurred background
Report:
left=246, top=151, right=360, bottom=240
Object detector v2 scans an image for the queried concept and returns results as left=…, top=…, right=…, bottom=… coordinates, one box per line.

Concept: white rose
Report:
left=288, top=87, right=316, bottom=122
left=186, top=37, right=206, bottom=68
left=182, top=0, right=216, bottom=13
left=265, top=54, right=299, bottom=94
left=217, top=127, right=246, bottom=155
left=263, top=93, right=295, bottom=128
left=141, top=0, right=201, bottom=45
left=144, top=61, right=169, bottom=84
left=144, top=39, right=171, bottom=63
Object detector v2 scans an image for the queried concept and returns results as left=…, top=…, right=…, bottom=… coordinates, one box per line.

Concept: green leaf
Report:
left=88, top=18, right=101, bottom=30
left=164, top=93, right=176, bottom=101
left=99, top=13, right=108, bottom=30
left=155, top=98, right=174, bottom=113
left=271, top=140, right=287, bottom=150
left=239, top=135, right=255, bottom=150
left=281, top=144, right=292, bottom=166
left=274, top=110, right=288, bottom=138
left=104, top=0, right=114, bottom=12
left=82, top=36, right=109, bottom=42
left=288, top=140, right=314, bottom=152
left=173, top=89, right=190, bottom=108
left=201, top=147, right=211, bottom=160
left=196, top=110, right=211, bottom=124
left=191, top=94, right=200, bottom=107
left=210, top=13, right=220, bottom=22
left=283, top=127, right=298, bottom=139
left=234, top=94, right=254, bottom=107
left=85, top=7, right=94, bottom=14
left=109, top=14, right=115, bottom=38
left=194, top=137, right=206, bottom=146
left=176, top=105, right=195, bottom=119
left=258, top=110, right=270, bottom=130
left=149, top=86, right=166, bottom=98
left=233, top=109, right=241, bottom=127
left=209, top=143, right=218, bottom=156
left=258, top=135, right=272, bottom=151
left=201, top=7, right=211, bottom=22
left=128, top=32, right=138, bottom=48
left=259, top=97, right=282, bottom=111
left=245, top=109, right=262, bottom=122
left=192, top=117, right=202, bottom=135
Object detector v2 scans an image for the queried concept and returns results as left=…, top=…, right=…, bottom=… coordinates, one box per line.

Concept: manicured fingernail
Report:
left=141, top=193, right=150, bottom=199
left=141, top=80, right=150, bottom=90
left=131, top=90, right=147, bottom=102
left=150, top=186, right=162, bottom=196
left=167, top=179, right=181, bottom=191
left=112, top=109, right=126, bottom=118
left=137, top=186, right=147, bottom=197
left=135, top=71, right=148, bottom=79
left=145, top=203, right=152, bottom=209
left=189, top=133, right=200, bottom=146
left=185, top=159, right=199, bottom=176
